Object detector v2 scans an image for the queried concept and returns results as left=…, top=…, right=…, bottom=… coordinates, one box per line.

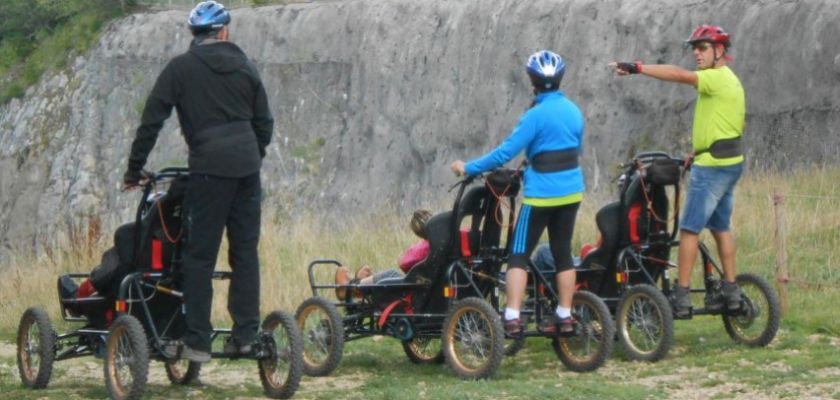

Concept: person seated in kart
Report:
left=334, top=209, right=431, bottom=300
left=532, top=242, right=598, bottom=275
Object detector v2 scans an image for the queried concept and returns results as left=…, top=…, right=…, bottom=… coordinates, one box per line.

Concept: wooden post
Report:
left=773, top=189, right=789, bottom=315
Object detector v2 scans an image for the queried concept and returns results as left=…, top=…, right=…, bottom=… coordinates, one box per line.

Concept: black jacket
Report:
left=127, top=41, right=273, bottom=177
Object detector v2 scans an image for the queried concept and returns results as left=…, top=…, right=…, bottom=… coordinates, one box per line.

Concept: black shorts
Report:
left=508, top=202, right=580, bottom=272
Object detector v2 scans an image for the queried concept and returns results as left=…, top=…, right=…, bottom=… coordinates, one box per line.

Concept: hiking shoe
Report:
left=539, top=314, right=575, bottom=334
left=503, top=318, right=525, bottom=336
left=722, top=280, right=742, bottom=311
left=704, top=288, right=724, bottom=313
left=223, top=338, right=253, bottom=356
left=181, top=345, right=211, bottom=363
left=669, top=285, right=692, bottom=318
left=335, top=266, right=351, bottom=300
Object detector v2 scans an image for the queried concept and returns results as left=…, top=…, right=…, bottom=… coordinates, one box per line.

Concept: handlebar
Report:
left=136, top=167, right=190, bottom=189
left=449, top=166, right=523, bottom=193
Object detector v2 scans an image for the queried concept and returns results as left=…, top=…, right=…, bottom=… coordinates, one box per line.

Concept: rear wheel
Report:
left=616, top=284, right=673, bottom=362
left=164, top=358, right=201, bottom=385
left=259, top=310, right=303, bottom=399
left=402, top=337, right=444, bottom=364
left=104, top=315, right=149, bottom=400
left=552, top=291, right=615, bottom=372
left=441, top=297, right=504, bottom=380
left=16, top=307, right=55, bottom=389
left=295, top=297, right=344, bottom=376
left=723, top=273, right=780, bottom=347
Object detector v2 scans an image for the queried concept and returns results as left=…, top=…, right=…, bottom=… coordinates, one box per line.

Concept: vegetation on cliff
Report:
left=0, top=1, right=136, bottom=103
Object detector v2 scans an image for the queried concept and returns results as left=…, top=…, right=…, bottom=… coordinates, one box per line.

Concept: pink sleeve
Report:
left=398, top=240, right=430, bottom=273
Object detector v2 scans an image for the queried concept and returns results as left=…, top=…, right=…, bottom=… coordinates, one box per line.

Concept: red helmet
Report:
left=685, top=25, right=731, bottom=48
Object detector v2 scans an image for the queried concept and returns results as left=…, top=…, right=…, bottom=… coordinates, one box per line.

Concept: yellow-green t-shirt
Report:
left=693, top=66, right=745, bottom=167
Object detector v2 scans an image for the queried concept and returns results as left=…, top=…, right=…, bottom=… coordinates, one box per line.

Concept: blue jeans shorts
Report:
left=680, top=163, right=744, bottom=234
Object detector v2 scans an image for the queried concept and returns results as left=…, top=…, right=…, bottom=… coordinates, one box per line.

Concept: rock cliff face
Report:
left=1, top=0, right=839, bottom=258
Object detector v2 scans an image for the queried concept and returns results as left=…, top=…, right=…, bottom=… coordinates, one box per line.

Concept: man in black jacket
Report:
left=123, top=1, right=272, bottom=362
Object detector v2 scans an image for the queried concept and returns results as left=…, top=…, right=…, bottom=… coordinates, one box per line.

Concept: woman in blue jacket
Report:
left=451, top=50, right=584, bottom=336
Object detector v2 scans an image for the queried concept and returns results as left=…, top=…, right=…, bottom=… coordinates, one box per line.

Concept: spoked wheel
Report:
left=164, top=358, right=201, bottom=385
left=441, top=297, right=505, bottom=380
left=552, top=291, right=615, bottom=372
left=402, top=336, right=444, bottom=364
left=616, top=284, right=674, bottom=362
left=295, top=296, right=344, bottom=376
left=723, top=273, right=780, bottom=347
left=104, top=315, right=149, bottom=400
left=17, top=307, right=56, bottom=389
left=259, top=310, right=303, bottom=399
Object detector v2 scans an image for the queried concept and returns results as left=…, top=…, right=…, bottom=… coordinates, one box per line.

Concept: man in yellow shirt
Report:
left=610, top=25, right=745, bottom=318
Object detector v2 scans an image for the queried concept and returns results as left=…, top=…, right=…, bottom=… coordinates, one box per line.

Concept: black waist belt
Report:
left=695, top=136, right=743, bottom=159
left=531, top=149, right=579, bottom=173
left=190, top=120, right=254, bottom=150
left=188, top=120, right=260, bottom=177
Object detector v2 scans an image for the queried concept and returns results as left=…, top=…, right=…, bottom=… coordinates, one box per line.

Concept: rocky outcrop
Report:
left=1, top=0, right=839, bottom=259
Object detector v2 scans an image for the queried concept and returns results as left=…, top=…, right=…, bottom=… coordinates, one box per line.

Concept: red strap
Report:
left=628, top=203, right=642, bottom=244
left=460, top=230, right=472, bottom=257
left=151, top=238, right=163, bottom=270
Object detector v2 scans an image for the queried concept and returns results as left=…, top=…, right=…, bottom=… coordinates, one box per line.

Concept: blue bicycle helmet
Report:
left=188, top=1, right=231, bottom=34
left=526, top=50, right=565, bottom=90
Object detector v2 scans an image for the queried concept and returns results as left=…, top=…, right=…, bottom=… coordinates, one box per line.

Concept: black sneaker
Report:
left=721, top=281, right=742, bottom=311
left=539, top=314, right=575, bottom=334
left=704, top=289, right=724, bottom=312
left=503, top=318, right=525, bottom=336
left=669, top=285, right=692, bottom=319
left=223, top=338, right=253, bottom=356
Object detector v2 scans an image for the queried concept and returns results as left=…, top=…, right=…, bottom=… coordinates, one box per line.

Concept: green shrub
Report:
left=0, top=84, right=25, bottom=102
left=0, top=1, right=127, bottom=104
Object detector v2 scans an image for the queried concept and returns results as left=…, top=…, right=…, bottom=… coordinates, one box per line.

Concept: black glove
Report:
left=616, top=61, right=643, bottom=74
left=123, top=169, right=145, bottom=187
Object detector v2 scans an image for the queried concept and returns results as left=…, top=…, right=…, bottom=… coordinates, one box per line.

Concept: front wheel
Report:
left=616, top=284, right=674, bottom=362
left=552, top=291, right=615, bottom=372
left=723, top=273, right=780, bottom=347
left=17, top=307, right=56, bottom=389
left=104, top=315, right=149, bottom=400
left=441, top=297, right=505, bottom=380
left=295, top=297, right=344, bottom=376
left=164, top=359, right=201, bottom=385
left=259, top=310, right=304, bottom=399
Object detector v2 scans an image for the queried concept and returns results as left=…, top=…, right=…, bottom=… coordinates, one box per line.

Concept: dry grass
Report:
left=1, top=165, right=838, bottom=334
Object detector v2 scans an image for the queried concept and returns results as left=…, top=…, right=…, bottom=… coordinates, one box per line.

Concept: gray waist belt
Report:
left=695, top=137, right=743, bottom=159
left=531, top=149, right=579, bottom=173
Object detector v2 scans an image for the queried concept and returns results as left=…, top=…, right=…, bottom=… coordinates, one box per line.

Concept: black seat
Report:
left=622, top=174, right=670, bottom=245
left=457, top=186, right=504, bottom=253
left=403, top=211, right=453, bottom=284
left=579, top=202, right=621, bottom=271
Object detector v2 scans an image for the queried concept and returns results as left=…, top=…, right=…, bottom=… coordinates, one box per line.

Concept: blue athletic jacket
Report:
left=464, top=91, right=585, bottom=199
